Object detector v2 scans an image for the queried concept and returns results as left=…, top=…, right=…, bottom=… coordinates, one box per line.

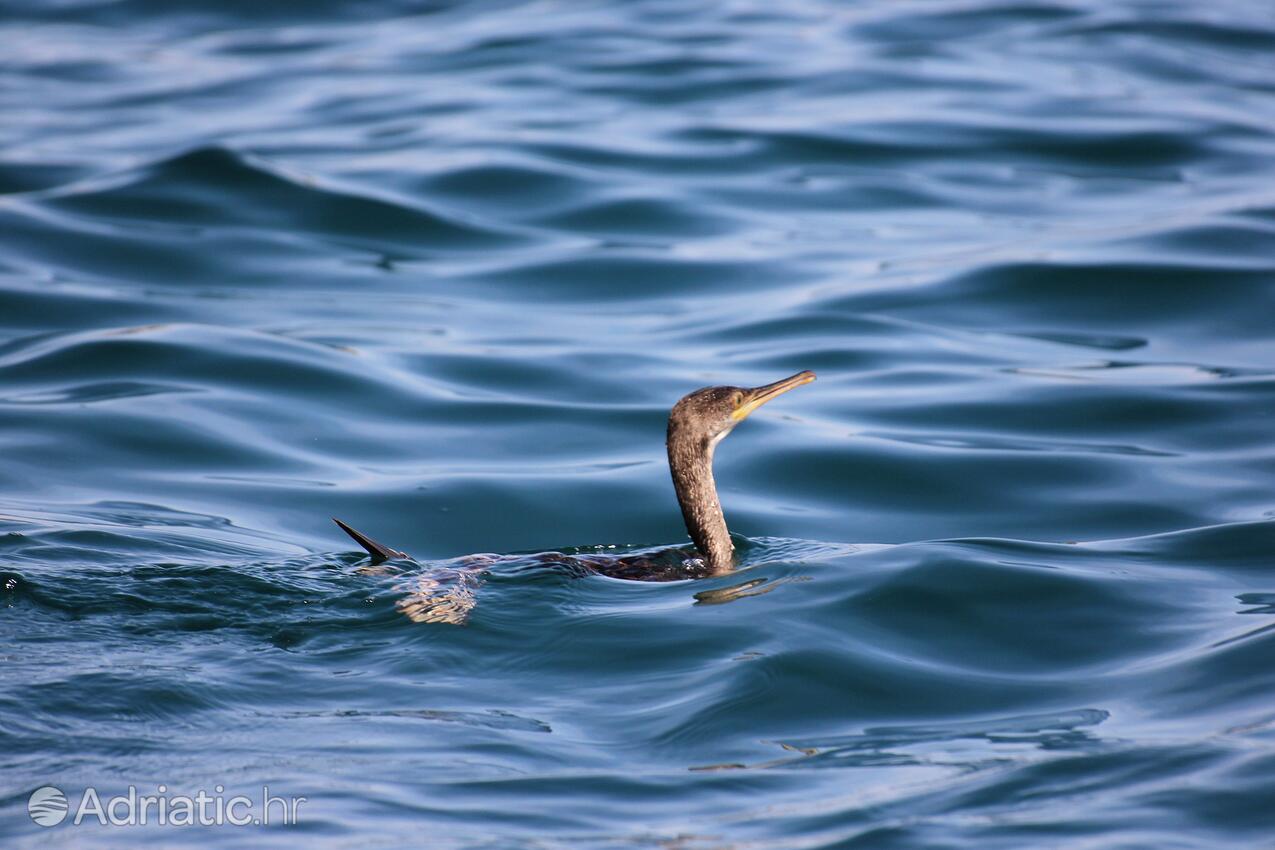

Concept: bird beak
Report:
left=732, top=370, right=816, bottom=421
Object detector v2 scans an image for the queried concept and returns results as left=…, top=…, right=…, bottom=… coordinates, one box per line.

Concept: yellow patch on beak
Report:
left=731, top=370, right=816, bottom=420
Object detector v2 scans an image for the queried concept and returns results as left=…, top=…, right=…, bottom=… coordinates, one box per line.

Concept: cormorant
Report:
left=335, top=370, right=815, bottom=621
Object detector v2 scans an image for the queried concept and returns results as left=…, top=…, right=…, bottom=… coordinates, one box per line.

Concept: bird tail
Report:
left=333, top=518, right=407, bottom=563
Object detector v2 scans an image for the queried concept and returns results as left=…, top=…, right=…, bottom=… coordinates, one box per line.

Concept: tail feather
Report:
left=333, top=518, right=407, bottom=563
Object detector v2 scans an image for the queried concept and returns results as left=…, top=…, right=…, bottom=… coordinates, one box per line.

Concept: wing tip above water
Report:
left=333, top=517, right=407, bottom=562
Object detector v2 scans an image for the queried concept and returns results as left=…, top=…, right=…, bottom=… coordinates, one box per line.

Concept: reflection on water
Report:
left=692, top=708, right=1112, bottom=771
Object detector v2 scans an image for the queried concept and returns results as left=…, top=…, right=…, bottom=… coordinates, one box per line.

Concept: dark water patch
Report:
left=841, top=542, right=1197, bottom=675
left=0, top=160, right=88, bottom=195
left=1, top=0, right=461, bottom=29
left=844, top=3, right=1085, bottom=44
left=0, top=277, right=178, bottom=333
left=523, top=138, right=767, bottom=177
left=9, top=671, right=224, bottom=725
left=1088, top=519, right=1275, bottom=576
left=413, top=161, right=600, bottom=214
left=37, top=146, right=531, bottom=253
left=0, top=203, right=269, bottom=286
left=1007, top=330, right=1148, bottom=351
left=1108, top=219, right=1275, bottom=268
left=534, top=195, right=741, bottom=238
left=848, top=261, right=1275, bottom=334
left=0, top=323, right=441, bottom=427
left=1060, top=16, right=1275, bottom=54
left=461, top=252, right=805, bottom=301
left=287, top=707, right=552, bottom=733
left=0, top=501, right=308, bottom=568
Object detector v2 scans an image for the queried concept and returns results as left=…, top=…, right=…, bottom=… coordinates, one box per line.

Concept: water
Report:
left=3, top=0, right=1275, bottom=845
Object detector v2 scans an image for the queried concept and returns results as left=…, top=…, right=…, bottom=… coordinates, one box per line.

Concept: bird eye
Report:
left=732, top=391, right=744, bottom=407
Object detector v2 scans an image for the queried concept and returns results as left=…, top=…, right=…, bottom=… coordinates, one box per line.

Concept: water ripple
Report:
left=3, top=1, right=1275, bottom=847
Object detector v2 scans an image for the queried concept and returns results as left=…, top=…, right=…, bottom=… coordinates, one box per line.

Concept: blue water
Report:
left=4, top=0, right=1275, bottom=846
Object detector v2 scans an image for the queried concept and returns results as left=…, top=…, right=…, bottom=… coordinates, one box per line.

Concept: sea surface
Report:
left=3, top=0, right=1275, bottom=846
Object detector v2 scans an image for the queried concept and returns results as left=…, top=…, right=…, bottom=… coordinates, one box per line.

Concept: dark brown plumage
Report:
left=334, top=370, right=815, bottom=607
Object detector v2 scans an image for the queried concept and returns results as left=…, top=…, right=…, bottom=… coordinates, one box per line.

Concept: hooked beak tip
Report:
left=733, top=370, right=816, bottom=420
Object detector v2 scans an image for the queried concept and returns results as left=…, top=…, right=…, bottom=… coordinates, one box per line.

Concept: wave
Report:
left=3, top=1, right=1275, bottom=846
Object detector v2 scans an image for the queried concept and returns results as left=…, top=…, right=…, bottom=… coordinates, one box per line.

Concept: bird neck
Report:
left=666, top=428, right=734, bottom=572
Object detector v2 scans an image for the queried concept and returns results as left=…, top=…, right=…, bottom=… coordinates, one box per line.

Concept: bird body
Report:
left=336, top=371, right=815, bottom=621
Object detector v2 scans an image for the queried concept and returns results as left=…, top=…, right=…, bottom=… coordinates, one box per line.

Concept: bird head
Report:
left=667, top=370, right=816, bottom=450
